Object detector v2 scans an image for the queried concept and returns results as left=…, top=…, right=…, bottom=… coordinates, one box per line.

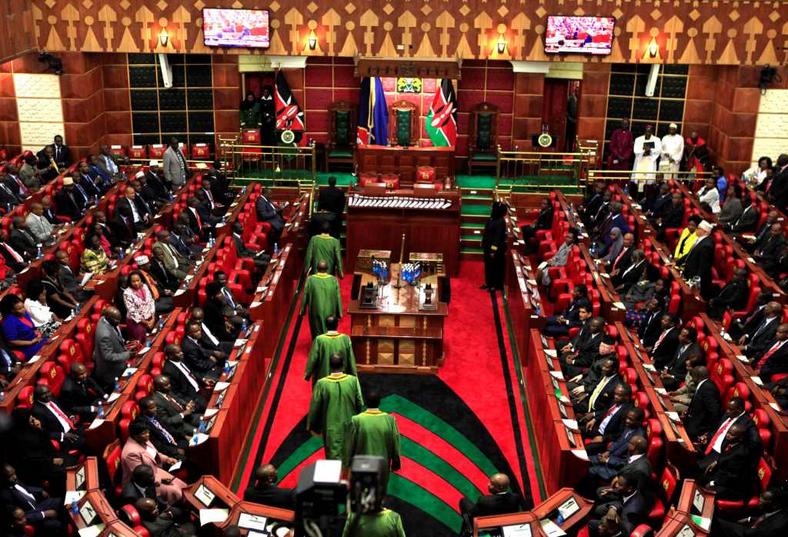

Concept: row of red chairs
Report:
left=118, top=143, right=211, bottom=161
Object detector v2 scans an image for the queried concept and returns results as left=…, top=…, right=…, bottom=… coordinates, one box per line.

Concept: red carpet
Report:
left=237, top=261, right=539, bottom=531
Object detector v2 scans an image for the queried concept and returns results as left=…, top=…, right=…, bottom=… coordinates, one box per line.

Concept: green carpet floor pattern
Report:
left=263, top=375, right=525, bottom=536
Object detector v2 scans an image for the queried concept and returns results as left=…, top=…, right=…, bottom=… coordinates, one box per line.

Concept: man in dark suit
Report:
left=40, top=195, right=58, bottom=225
left=54, top=177, right=87, bottom=220
left=78, top=161, right=103, bottom=199
left=139, top=397, right=185, bottom=458
left=583, top=384, right=635, bottom=447
left=658, top=193, right=685, bottom=232
left=184, top=197, right=207, bottom=239
left=161, top=344, right=211, bottom=411
left=152, top=374, right=201, bottom=429
left=195, top=190, right=221, bottom=228
left=4, top=164, right=31, bottom=200
left=109, top=204, right=136, bottom=250
left=55, top=250, right=90, bottom=301
left=52, top=135, right=71, bottom=169
left=317, top=176, right=345, bottom=238
left=0, top=169, right=23, bottom=207
left=0, top=464, right=64, bottom=533
left=0, top=229, right=27, bottom=273
left=637, top=299, right=665, bottom=348
left=699, top=423, right=759, bottom=501
left=36, top=145, right=59, bottom=183
left=739, top=301, right=782, bottom=360
left=612, top=249, right=646, bottom=293
left=231, top=221, right=269, bottom=271
left=728, top=292, right=771, bottom=341
left=31, top=385, right=83, bottom=451
left=560, top=317, right=605, bottom=377
left=119, top=464, right=160, bottom=506
left=726, top=196, right=759, bottom=234
left=587, top=409, right=647, bottom=482
left=708, top=268, right=750, bottom=320
left=589, top=190, right=612, bottom=232
left=659, top=326, right=702, bottom=390
left=756, top=322, right=788, bottom=382
left=543, top=285, right=592, bottom=338
left=243, top=464, right=296, bottom=509
left=58, top=363, right=106, bottom=422
left=182, top=321, right=226, bottom=378
left=591, top=471, right=648, bottom=536
left=645, top=183, right=672, bottom=218
left=169, top=222, right=200, bottom=258
left=255, top=187, right=285, bottom=244
left=459, top=472, right=529, bottom=533
left=608, top=232, right=635, bottom=278
left=699, top=397, right=761, bottom=462
left=683, top=366, right=722, bottom=443
left=573, top=357, right=620, bottom=416
left=712, top=488, right=788, bottom=537
left=682, top=220, right=714, bottom=298
left=198, top=178, right=224, bottom=215
left=135, top=497, right=195, bottom=537
left=753, top=223, right=785, bottom=276
left=137, top=172, right=170, bottom=207
left=9, top=217, right=38, bottom=260
left=649, top=315, right=681, bottom=369
left=116, top=186, right=152, bottom=231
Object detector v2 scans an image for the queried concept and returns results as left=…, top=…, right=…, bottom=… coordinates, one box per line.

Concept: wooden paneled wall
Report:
left=0, top=0, right=35, bottom=64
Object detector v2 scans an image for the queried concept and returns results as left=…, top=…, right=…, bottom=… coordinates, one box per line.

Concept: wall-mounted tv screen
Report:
left=545, top=16, right=615, bottom=55
left=203, top=8, right=270, bottom=48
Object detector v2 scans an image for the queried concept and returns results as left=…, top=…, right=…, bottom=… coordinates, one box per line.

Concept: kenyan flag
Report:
left=425, top=79, right=457, bottom=147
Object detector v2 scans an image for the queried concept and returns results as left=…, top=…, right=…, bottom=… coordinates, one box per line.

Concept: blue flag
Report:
left=357, top=77, right=388, bottom=146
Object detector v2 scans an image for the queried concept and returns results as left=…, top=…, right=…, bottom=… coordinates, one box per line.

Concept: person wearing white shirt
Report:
left=743, top=156, right=773, bottom=187
left=23, top=281, right=59, bottom=330
left=660, top=123, right=684, bottom=179
left=704, top=398, right=749, bottom=456
left=698, top=177, right=721, bottom=213
left=633, top=124, right=662, bottom=184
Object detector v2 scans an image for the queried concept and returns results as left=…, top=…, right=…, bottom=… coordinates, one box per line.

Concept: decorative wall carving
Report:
left=28, top=1, right=786, bottom=66
left=13, top=73, right=64, bottom=151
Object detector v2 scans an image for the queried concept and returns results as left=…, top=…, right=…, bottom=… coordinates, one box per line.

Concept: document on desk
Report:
left=238, top=513, right=268, bottom=531
left=503, top=524, right=532, bottom=537
left=540, top=519, right=566, bottom=537
left=199, top=508, right=229, bottom=526
left=80, top=272, right=93, bottom=286
left=78, top=524, right=105, bottom=537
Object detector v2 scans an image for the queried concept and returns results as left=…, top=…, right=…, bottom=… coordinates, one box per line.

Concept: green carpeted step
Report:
left=461, top=204, right=491, bottom=216
left=462, top=247, right=484, bottom=254
left=462, top=194, right=493, bottom=202
left=462, top=234, right=482, bottom=242
left=462, top=222, right=486, bottom=229
left=455, top=175, right=497, bottom=189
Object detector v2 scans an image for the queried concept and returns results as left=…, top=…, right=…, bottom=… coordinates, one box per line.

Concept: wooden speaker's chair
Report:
left=326, top=101, right=356, bottom=171
left=468, top=102, right=499, bottom=175
left=389, top=99, right=418, bottom=147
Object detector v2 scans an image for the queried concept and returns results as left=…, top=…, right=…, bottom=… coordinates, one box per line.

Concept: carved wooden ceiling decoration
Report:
left=27, top=0, right=788, bottom=66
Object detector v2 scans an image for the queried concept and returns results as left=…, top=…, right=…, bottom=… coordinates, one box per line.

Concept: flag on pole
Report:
left=356, top=77, right=388, bottom=146
left=274, top=70, right=305, bottom=145
left=425, top=79, right=457, bottom=147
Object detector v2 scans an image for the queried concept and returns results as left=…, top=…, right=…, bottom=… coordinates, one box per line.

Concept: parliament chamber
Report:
left=0, top=1, right=787, bottom=537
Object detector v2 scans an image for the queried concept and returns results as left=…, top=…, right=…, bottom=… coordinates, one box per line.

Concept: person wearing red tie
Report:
left=30, top=385, right=83, bottom=451
left=698, top=397, right=760, bottom=458
left=698, top=423, right=759, bottom=501
left=711, top=487, right=788, bottom=537
left=756, top=323, right=788, bottom=383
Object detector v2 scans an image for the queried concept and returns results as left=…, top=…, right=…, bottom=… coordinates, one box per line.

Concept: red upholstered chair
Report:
left=110, top=145, right=127, bottom=160
left=645, top=418, right=664, bottom=469
left=241, top=129, right=262, bottom=164
left=716, top=457, right=772, bottom=514
left=75, top=318, right=96, bottom=360
left=17, top=385, right=35, bottom=408
left=752, top=408, right=772, bottom=448
left=103, top=439, right=123, bottom=496
left=648, top=464, right=679, bottom=523
left=630, top=525, right=654, bottom=537
left=149, top=144, right=166, bottom=159
left=119, top=505, right=142, bottom=527
left=191, top=143, right=210, bottom=160
left=39, top=363, right=65, bottom=397
left=128, top=145, right=147, bottom=160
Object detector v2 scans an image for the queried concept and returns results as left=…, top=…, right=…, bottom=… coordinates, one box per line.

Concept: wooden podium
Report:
left=348, top=261, right=447, bottom=373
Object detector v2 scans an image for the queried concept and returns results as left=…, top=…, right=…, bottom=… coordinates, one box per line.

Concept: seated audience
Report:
left=728, top=291, right=771, bottom=341
left=152, top=374, right=201, bottom=430
left=633, top=296, right=666, bottom=342
left=698, top=423, right=759, bottom=501
left=673, top=215, right=701, bottom=266
left=752, top=223, right=784, bottom=276
left=181, top=321, right=226, bottom=377
left=582, top=384, right=635, bottom=447
left=0, top=464, right=64, bottom=533
left=666, top=356, right=706, bottom=413
left=613, top=249, right=646, bottom=294
left=712, top=487, right=788, bottom=537
left=572, top=356, right=620, bottom=416
left=23, top=280, right=60, bottom=331
left=648, top=315, right=681, bottom=368
left=54, top=176, right=87, bottom=220
left=659, top=326, right=701, bottom=391
left=700, top=397, right=761, bottom=460
left=738, top=301, right=782, bottom=359
left=459, top=473, right=528, bottom=532
left=231, top=221, right=270, bottom=271
left=31, top=384, right=83, bottom=451
left=7, top=408, right=67, bottom=493
left=520, top=198, right=554, bottom=252
left=109, top=203, right=136, bottom=250
left=54, top=251, right=91, bottom=302
left=586, top=408, right=646, bottom=482
left=708, top=267, right=750, bottom=320
left=161, top=344, right=212, bottom=411
left=590, top=472, right=648, bottom=536
left=25, top=203, right=54, bottom=245
left=138, top=396, right=187, bottom=458
left=121, top=420, right=186, bottom=504
left=19, top=154, right=41, bottom=190
left=755, top=322, right=788, bottom=382
left=169, top=220, right=201, bottom=258
left=190, top=305, right=234, bottom=354
left=255, top=187, right=285, bottom=244
left=538, top=231, right=577, bottom=286
left=698, top=176, right=721, bottom=213
left=214, top=271, right=249, bottom=322
left=9, top=217, right=38, bottom=261
left=607, top=232, right=634, bottom=276
left=135, top=497, right=195, bottom=537
left=152, top=229, right=190, bottom=280
left=59, top=363, right=105, bottom=422
left=726, top=194, right=759, bottom=234
left=0, top=230, right=27, bottom=273
left=559, top=316, right=605, bottom=377
left=243, top=464, right=296, bottom=509
left=718, top=186, right=743, bottom=227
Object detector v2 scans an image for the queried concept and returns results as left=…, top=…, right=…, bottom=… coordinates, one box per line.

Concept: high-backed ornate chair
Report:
left=389, top=99, right=418, bottom=147
left=468, top=102, right=499, bottom=175
left=326, top=101, right=356, bottom=170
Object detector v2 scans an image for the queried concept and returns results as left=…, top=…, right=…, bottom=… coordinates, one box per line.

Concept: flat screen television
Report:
left=203, top=8, right=270, bottom=48
left=545, top=16, right=615, bottom=55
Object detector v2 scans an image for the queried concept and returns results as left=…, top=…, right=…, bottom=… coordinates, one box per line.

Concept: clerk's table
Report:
left=349, top=260, right=448, bottom=373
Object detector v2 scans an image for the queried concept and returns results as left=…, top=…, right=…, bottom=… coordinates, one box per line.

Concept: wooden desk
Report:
left=676, top=479, right=716, bottom=521
left=226, top=501, right=295, bottom=536
left=100, top=520, right=141, bottom=536
left=348, top=265, right=448, bottom=373
left=356, top=144, right=455, bottom=187
left=183, top=475, right=240, bottom=529
left=474, top=512, right=546, bottom=537
left=67, top=490, right=117, bottom=531
left=66, top=457, right=101, bottom=493
left=531, top=488, right=594, bottom=535
left=346, top=190, right=461, bottom=276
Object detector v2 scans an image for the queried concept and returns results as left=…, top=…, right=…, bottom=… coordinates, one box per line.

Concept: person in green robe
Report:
left=239, top=92, right=262, bottom=128
left=342, top=508, right=406, bottom=537
left=307, top=354, right=364, bottom=460
left=305, top=316, right=356, bottom=387
left=300, top=261, right=342, bottom=339
left=345, top=391, right=401, bottom=493
left=304, top=221, right=343, bottom=277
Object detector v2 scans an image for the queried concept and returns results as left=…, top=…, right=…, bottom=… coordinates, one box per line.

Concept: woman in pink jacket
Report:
left=121, top=420, right=187, bottom=504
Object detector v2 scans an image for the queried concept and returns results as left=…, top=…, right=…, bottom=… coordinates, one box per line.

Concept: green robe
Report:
left=307, top=373, right=364, bottom=460
left=345, top=409, right=401, bottom=491
left=305, top=331, right=357, bottom=386
left=304, top=233, right=343, bottom=277
left=300, top=273, right=342, bottom=339
left=342, top=509, right=406, bottom=537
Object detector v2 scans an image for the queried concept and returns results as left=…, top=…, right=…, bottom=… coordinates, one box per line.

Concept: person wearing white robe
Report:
left=660, top=123, right=684, bottom=180
left=697, top=177, right=721, bottom=214
left=633, top=125, right=662, bottom=185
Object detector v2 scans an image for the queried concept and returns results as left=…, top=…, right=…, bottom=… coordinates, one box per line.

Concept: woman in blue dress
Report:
left=1, top=294, right=47, bottom=359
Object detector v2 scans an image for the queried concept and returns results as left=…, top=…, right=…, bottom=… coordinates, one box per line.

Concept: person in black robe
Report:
left=481, top=201, right=508, bottom=291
